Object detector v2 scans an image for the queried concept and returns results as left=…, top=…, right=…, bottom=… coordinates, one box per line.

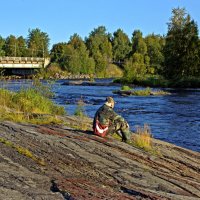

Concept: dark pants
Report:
left=108, top=118, right=131, bottom=142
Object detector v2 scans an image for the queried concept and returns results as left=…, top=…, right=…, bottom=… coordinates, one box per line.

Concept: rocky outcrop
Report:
left=0, top=116, right=200, bottom=200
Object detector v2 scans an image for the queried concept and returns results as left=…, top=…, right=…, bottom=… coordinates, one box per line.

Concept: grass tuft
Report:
left=131, top=124, right=153, bottom=151
left=73, top=99, right=90, bottom=131
left=74, top=99, right=86, bottom=117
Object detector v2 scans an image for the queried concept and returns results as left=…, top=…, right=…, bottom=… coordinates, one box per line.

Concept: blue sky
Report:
left=0, top=0, right=200, bottom=48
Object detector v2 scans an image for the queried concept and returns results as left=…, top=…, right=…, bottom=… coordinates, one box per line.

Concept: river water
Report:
left=1, top=79, right=200, bottom=152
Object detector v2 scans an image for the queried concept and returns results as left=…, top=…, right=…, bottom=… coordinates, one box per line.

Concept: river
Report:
left=1, top=78, right=200, bottom=152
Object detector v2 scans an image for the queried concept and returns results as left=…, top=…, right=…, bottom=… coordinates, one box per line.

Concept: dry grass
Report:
left=131, top=124, right=153, bottom=151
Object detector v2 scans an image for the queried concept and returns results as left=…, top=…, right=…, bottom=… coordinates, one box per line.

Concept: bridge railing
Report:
left=0, top=57, right=44, bottom=62
left=0, top=56, right=50, bottom=69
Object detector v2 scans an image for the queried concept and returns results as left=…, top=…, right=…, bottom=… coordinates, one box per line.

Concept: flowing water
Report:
left=1, top=79, right=200, bottom=152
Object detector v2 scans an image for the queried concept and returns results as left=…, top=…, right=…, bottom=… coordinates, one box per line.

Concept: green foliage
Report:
left=3, top=35, right=28, bottom=57
left=50, top=42, right=68, bottom=63
left=112, top=29, right=131, bottom=62
left=133, top=87, right=169, bottom=96
left=86, top=26, right=113, bottom=77
left=17, top=36, right=28, bottom=56
left=1, top=29, right=49, bottom=57
left=1, top=7, right=200, bottom=84
left=169, top=77, right=200, bottom=88
left=123, top=53, right=147, bottom=81
left=67, top=34, right=95, bottom=74
left=131, top=30, right=147, bottom=55
left=50, top=35, right=95, bottom=75
left=3, top=35, right=18, bottom=56
left=12, top=88, right=63, bottom=115
left=121, top=85, right=132, bottom=91
left=113, top=86, right=169, bottom=96
left=123, top=30, right=150, bottom=82
left=115, top=74, right=200, bottom=88
left=135, top=75, right=170, bottom=87
left=0, top=36, right=5, bottom=56
left=145, top=34, right=165, bottom=74
left=163, top=7, right=200, bottom=79
left=132, top=87, right=152, bottom=96
left=27, top=28, right=50, bottom=57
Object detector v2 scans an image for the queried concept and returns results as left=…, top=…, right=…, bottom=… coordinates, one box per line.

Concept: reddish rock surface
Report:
left=0, top=116, right=200, bottom=200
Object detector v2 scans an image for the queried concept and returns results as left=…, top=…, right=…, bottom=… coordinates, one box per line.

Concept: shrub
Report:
left=12, top=88, right=63, bottom=115
left=105, top=64, right=123, bottom=78
left=170, top=77, right=200, bottom=88
left=121, top=85, right=132, bottom=91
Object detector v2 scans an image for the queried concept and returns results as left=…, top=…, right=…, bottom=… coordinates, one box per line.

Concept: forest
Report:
left=0, top=7, right=200, bottom=87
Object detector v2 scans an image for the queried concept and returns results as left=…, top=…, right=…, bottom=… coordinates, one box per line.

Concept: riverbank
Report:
left=114, top=76, right=200, bottom=88
left=1, top=79, right=200, bottom=152
left=0, top=115, right=200, bottom=200
left=2, top=73, right=200, bottom=88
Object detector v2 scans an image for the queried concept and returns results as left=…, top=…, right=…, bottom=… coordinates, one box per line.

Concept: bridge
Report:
left=0, top=57, right=50, bottom=75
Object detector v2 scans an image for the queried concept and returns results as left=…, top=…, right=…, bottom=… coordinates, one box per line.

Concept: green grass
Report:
left=113, top=86, right=170, bottom=96
left=0, top=88, right=65, bottom=124
left=132, top=87, right=152, bottom=96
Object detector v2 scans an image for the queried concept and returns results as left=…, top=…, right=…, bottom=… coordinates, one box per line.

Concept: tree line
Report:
left=0, top=7, right=200, bottom=81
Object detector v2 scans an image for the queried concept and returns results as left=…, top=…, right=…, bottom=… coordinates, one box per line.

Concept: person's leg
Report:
left=113, top=119, right=131, bottom=142
left=118, top=120, right=131, bottom=142
left=121, top=129, right=131, bottom=142
left=107, top=124, right=116, bottom=135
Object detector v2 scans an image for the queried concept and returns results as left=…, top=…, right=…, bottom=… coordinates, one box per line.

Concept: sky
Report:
left=0, top=0, right=200, bottom=48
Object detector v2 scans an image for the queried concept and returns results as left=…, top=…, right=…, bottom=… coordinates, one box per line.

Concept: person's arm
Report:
left=107, top=108, right=123, bottom=122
